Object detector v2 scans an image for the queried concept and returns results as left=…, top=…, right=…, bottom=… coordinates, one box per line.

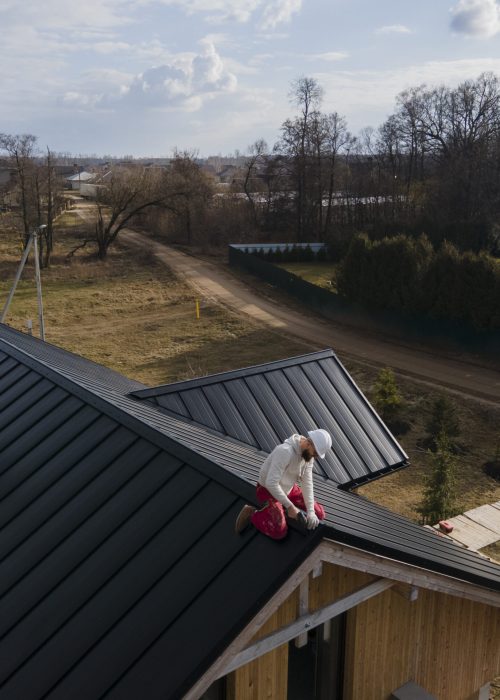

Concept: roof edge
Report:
left=130, top=348, right=336, bottom=398
left=0, top=324, right=146, bottom=391
left=340, top=459, right=410, bottom=491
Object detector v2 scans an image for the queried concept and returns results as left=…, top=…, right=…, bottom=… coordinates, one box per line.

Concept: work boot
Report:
left=235, top=504, right=256, bottom=534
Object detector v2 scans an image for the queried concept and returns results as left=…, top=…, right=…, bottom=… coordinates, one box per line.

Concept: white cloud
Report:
left=308, top=52, right=349, bottom=61
left=450, top=0, right=500, bottom=37
left=151, top=0, right=259, bottom=24
left=152, top=0, right=301, bottom=27
left=375, top=24, right=412, bottom=34
left=2, top=0, right=132, bottom=33
left=68, top=40, right=238, bottom=111
left=260, top=0, right=302, bottom=30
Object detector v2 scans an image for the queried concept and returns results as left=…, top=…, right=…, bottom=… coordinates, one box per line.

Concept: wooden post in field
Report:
left=33, top=229, right=46, bottom=341
left=1, top=233, right=34, bottom=324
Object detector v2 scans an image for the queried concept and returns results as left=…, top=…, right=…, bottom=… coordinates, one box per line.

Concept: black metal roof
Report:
left=0, top=326, right=318, bottom=700
left=131, top=349, right=409, bottom=489
left=0, top=324, right=499, bottom=699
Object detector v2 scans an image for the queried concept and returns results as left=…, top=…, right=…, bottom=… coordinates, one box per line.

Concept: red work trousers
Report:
left=250, top=483, right=325, bottom=540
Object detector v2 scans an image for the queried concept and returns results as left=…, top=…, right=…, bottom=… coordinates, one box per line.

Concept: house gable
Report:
left=191, top=540, right=500, bottom=700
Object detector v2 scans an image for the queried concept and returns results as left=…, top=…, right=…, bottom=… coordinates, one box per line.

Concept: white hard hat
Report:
left=307, top=429, right=332, bottom=459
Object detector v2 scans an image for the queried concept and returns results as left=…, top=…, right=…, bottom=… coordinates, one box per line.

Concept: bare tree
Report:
left=0, top=133, right=38, bottom=241
left=322, top=112, right=353, bottom=236
left=92, top=168, right=166, bottom=259
left=167, top=150, right=214, bottom=245
left=279, top=76, right=324, bottom=240
left=243, top=139, right=268, bottom=227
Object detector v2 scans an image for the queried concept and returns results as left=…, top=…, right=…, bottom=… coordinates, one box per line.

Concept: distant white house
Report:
left=64, top=171, right=96, bottom=191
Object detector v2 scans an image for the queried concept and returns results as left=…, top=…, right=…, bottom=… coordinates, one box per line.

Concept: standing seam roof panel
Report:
left=202, top=384, right=259, bottom=447
left=0, top=455, right=196, bottom=688
left=318, top=357, right=406, bottom=465
left=177, top=388, right=225, bottom=432
left=0, top=438, right=158, bottom=599
left=0, top=393, right=84, bottom=456
left=264, top=369, right=350, bottom=483
left=0, top=416, right=120, bottom=532
left=302, top=362, right=389, bottom=470
left=0, top=405, right=102, bottom=495
left=1, top=482, right=238, bottom=699
left=0, top=364, right=33, bottom=398
left=241, top=373, right=298, bottom=441
left=0, top=357, right=19, bottom=378
left=0, top=378, right=56, bottom=427
left=0, top=439, right=167, bottom=642
left=225, top=378, right=281, bottom=452
left=155, top=393, right=190, bottom=420
left=283, top=364, right=370, bottom=481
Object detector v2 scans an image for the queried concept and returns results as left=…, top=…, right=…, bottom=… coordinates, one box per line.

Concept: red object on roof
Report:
left=439, top=520, right=454, bottom=533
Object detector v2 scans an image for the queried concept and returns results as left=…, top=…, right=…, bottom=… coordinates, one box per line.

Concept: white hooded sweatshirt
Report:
left=258, top=434, right=315, bottom=514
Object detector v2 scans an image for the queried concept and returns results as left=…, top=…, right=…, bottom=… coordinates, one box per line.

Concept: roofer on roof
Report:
left=235, top=429, right=332, bottom=540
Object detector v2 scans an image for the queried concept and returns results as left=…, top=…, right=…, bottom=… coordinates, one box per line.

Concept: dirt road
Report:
left=117, top=230, right=500, bottom=405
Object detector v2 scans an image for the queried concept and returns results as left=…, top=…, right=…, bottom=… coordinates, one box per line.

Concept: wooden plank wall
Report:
left=226, top=589, right=298, bottom=700
left=345, top=579, right=500, bottom=699
left=226, top=562, right=500, bottom=700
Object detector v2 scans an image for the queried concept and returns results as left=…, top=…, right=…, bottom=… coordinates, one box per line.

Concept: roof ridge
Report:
left=130, top=348, right=335, bottom=398
left=0, top=324, right=145, bottom=392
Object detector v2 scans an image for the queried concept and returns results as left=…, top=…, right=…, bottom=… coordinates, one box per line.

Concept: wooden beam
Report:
left=312, top=562, right=323, bottom=578
left=219, top=577, right=394, bottom=676
left=319, top=540, right=500, bottom=608
left=393, top=584, right=419, bottom=602
left=295, top=577, right=309, bottom=648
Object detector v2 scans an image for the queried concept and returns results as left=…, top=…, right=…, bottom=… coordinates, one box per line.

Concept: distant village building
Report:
left=64, top=171, right=97, bottom=191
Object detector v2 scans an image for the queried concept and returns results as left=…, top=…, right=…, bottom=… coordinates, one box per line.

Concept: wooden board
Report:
left=465, top=505, right=500, bottom=536
left=443, top=515, right=500, bottom=549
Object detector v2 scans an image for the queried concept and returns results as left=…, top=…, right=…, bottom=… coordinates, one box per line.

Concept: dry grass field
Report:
left=0, top=210, right=311, bottom=385
left=1, top=208, right=499, bottom=533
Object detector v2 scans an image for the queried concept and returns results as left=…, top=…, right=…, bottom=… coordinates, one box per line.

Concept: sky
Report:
left=2, top=0, right=500, bottom=157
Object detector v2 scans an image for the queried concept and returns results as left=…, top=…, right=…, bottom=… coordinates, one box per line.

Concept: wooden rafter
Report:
left=319, top=541, right=500, bottom=608
left=218, top=578, right=395, bottom=677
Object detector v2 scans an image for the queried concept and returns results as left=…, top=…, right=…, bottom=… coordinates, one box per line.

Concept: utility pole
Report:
left=1, top=224, right=47, bottom=340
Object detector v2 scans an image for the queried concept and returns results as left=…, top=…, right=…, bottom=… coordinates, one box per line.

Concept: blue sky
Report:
left=2, top=0, right=500, bottom=157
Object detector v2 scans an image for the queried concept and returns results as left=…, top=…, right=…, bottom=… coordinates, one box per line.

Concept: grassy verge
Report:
left=276, top=262, right=339, bottom=290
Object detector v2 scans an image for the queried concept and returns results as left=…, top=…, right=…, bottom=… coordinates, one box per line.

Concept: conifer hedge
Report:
left=337, top=234, right=500, bottom=330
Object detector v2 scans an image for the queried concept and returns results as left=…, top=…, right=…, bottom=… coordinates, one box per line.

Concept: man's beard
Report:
left=302, top=448, right=315, bottom=461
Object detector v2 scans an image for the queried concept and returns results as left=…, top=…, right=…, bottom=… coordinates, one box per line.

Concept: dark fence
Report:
left=228, top=245, right=500, bottom=358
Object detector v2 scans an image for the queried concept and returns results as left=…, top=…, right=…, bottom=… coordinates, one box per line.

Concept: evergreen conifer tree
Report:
left=372, top=368, right=402, bottom=423
left=425, top=395, right=460, bottom=450
left=417, top=431, right=458, bottom=524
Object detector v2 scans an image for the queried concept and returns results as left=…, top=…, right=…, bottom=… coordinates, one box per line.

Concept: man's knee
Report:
left=251, top=504, right=288, bottom=539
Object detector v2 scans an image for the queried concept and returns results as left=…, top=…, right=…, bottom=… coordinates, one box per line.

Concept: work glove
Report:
left=306, top=512, right=319, bottom=530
